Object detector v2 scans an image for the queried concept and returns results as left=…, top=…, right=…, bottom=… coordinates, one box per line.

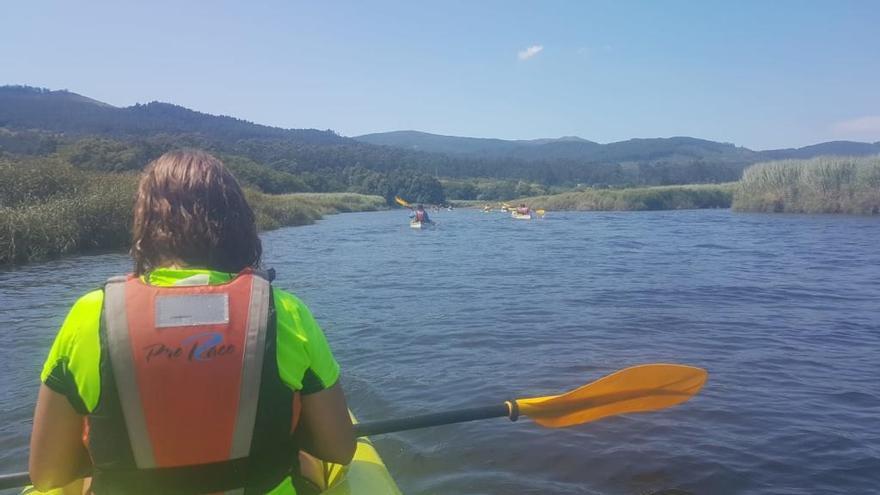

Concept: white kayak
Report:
left=511, top=212, right=532, bottom=220
left=410, top=220, right=434, bottom=229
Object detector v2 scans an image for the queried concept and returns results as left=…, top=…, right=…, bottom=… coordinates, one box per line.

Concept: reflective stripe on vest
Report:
left=103, top=270, right=271, bottom=469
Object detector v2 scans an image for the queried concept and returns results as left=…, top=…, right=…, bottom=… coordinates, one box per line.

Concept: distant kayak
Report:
left=410, top=220, right=434, bottom=229
left=511, top=212, right=532, bottom=220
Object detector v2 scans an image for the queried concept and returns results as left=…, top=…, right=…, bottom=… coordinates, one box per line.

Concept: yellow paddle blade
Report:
left=394, top=196, right=411, bottom=207
left=536, top=209, right=546, bottom=216
left=515, top=364, right=707, bottom=428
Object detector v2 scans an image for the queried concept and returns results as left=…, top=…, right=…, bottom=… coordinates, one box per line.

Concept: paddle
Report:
left=394, top=196, right=411, bottom=208
left=0, top=364, right=706, bottom=490
left=354, top=363, right=706, bottom=436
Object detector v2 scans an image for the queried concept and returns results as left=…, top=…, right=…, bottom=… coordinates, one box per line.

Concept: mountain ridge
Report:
left=355, top=130, right=880, bottom=162
left=2, top=85, right=879, bottom=191
left=0, top=85, right=347, bottom=145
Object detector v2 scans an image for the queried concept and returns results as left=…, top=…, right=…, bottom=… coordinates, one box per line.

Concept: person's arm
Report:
left=274, top=290, right=355, bottom=464
left=29, top=384, right=91, bottom=491
left=296, top=382, right=356, bottom=464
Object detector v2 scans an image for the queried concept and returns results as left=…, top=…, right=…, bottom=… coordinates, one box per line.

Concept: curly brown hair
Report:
left=131, top=149, right=261, bottom=275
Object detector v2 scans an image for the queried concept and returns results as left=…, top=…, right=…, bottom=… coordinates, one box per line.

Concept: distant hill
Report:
left=0, top=85, right=447, bottom=177
left=0, top=85, right=346, bottom=144
left=356, top=130, right=880, bottom=163
left=356, top=130, right=601, bottom=159
left=357, top=130, right=762, bottom=164
left=761, top=140, right=880, bottom=160
left=357, top=130, right=755, bottom=162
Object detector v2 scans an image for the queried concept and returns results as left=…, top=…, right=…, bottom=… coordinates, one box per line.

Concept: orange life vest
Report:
left=87, top=269, right=301, bottom=494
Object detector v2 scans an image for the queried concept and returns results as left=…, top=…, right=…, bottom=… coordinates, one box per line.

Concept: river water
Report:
left=1, top=209, right=879, bottom=494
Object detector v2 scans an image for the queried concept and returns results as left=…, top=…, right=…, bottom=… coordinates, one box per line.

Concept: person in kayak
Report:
left=516, top=204, right=531, bottom=215
left=29, top=150, right=355, bottom=495
left=411, top=204, right=432, bottom=223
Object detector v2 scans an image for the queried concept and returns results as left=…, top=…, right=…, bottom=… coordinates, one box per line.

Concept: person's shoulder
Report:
left=77, top=288, right=105, bottom=306
left=272, top=287, right=309, bottom=314
left=66, top=289, right=105, bottom=322
left=272, top=287, right=321, bottom=333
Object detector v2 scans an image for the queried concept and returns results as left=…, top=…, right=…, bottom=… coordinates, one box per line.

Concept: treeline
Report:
left=512, top=156, right=880, bottom=214
left=2, top=128, right=742, bottom=204
left=0, top=134, right=446, bottom=204
left=521, top=184, right=734, bottom=211
left=442, top=178, right=553, bottom=200
left=733, top=157, right=880, bottom=214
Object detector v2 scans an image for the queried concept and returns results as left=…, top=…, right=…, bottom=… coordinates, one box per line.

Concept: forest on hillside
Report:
left=5, top=86, right=877, bottom=202
left=0, top=86, right=764, bottom=201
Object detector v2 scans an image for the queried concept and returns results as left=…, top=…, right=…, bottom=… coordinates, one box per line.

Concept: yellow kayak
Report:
left=310, top=435, right=401, bottom=495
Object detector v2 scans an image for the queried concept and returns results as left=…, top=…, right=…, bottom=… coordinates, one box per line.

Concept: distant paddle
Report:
left=0, top=364, right=707, bottom=490
left=354, top=363, right=707, bottom=436
left=394, top=196, right=411, bottom=208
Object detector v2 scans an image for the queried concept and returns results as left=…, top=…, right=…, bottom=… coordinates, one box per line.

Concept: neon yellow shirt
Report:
left=41, top=268, right=341, bottom=416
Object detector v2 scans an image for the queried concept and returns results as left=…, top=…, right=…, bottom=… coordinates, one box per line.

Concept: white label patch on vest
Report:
left=155, top=294, right=229, bottom=328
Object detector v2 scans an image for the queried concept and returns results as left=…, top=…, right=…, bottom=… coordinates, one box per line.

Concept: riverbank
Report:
left=0, top=162, right=385, bottom=265
left=732, top=156, right=880, bottom=214
left=514, top=183, right=734, bottom=211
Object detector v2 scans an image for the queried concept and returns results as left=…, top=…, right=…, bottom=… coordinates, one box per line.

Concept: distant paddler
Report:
left=410, top=204, right=434, bottom=228
left=511, top=203, right=533, bottom=220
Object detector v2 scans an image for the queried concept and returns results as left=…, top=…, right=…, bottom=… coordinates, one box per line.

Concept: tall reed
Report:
left=0, top=164, right=384, bottom=265
left=733, top=157, right=880, bottom=214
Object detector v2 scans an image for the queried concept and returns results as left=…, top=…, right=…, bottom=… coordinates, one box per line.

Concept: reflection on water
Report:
left=2, top=209, right=879, bottom=494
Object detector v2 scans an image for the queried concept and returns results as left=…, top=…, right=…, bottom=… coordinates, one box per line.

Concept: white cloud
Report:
left=517, top=45, right=543, bottom=61
left=831, top=116, right=880, bottom=141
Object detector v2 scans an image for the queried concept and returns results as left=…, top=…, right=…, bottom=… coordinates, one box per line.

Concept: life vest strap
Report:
left=104, top=276, right=155, bottom=467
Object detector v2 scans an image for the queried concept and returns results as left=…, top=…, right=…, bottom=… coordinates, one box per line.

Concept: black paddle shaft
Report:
left=354, top=402, right=516, bottom=437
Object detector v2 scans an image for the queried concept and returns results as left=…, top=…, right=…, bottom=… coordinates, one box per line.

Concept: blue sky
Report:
left=2, top=0, right=878, bottom=149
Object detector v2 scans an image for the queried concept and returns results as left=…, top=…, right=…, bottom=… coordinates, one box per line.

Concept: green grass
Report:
left=0, top=163, right=385, bottom=265
left=733, top=157, right=880, bottom=214
left=247, top=192, right=387, bottom=231
left=515, top=183, right=734, bottom=211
